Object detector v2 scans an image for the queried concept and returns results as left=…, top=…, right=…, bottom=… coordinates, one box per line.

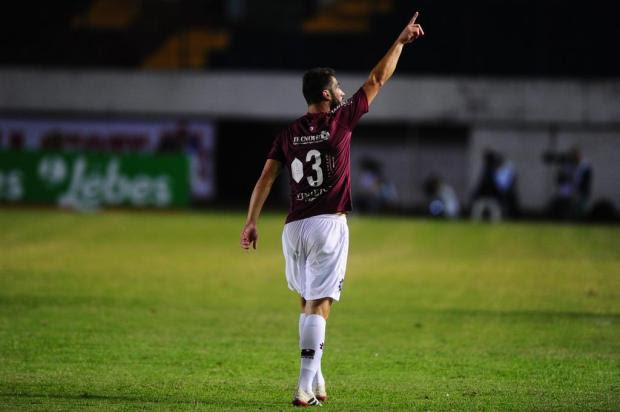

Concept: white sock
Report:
left=313, top=364, right=325, bottom=390
left=299, top=313, right=324, bottom=391
left=298, top=313, right=307, bottom=343
left=298, top=314, right=326, bottom=393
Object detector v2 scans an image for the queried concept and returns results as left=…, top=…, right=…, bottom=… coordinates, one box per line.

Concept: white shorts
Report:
left=282, top=213, right=349, bottom=301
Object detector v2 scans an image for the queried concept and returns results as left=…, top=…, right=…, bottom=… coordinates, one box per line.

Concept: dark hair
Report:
left=302, top=67, right=336, bottom=105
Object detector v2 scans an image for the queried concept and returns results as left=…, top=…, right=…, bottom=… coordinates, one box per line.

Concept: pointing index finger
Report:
left=410, top=11, right=419, bottom=24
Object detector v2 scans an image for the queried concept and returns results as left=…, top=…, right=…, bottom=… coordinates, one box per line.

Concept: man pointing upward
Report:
left=241, top=12, right=424, bottom=407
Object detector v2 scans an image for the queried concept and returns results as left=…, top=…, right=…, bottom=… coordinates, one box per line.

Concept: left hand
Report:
left=397, top=11, right=424, bottom=44
left=240, top=222, right=258, bottom=250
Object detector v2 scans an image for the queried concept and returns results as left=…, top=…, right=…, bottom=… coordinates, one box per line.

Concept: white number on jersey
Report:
left=291, top=150, right=324, bottom=187
left=306, top=149, right=323, bottom=187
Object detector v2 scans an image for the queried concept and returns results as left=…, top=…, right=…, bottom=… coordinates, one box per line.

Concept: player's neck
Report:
left=307, top=102, right=331, bottom=114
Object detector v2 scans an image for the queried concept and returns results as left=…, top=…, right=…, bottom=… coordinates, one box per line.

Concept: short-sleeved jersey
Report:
left=268, top=87, right=369, bottom=223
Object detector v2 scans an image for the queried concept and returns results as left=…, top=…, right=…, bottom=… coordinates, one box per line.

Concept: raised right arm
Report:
left=362, top=11, right=424, bottom=105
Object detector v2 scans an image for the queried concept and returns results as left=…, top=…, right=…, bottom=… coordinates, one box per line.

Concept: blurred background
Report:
left=1, top=0, right=619, bottom=222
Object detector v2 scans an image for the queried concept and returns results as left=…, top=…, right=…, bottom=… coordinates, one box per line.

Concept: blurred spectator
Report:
left=158, top=120, right=213, bottom=204
left=548, top=146, right=592, bottom=220
left=357, top=157, right=397, bottom=213
left=494, top=152, right=519, bottom=217
left=470, top=149, right=502, bottom=221
left=158, top=120, right=197, bottom=153
left=470, top=149, right=519, bottom=221
left=423, top=174, right=460, bottom=218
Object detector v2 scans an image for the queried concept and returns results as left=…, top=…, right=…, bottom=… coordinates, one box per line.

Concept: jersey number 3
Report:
left=291, top=149, right=323, bottom=187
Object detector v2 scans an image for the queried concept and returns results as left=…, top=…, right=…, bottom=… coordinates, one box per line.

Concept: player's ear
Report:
left=321, top=89, right=331, bottom=101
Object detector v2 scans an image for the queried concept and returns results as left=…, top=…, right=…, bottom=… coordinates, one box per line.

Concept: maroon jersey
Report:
left=268, top=88, right=369, bottom=223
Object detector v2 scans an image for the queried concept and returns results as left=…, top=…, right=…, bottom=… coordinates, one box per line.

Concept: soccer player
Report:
left=240, top=12, right=424, bottom=407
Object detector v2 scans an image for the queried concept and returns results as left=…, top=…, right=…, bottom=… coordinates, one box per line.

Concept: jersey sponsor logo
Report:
left=292, top=130, right=330, bottom=146
left=296, top=187, right=328, bottom=202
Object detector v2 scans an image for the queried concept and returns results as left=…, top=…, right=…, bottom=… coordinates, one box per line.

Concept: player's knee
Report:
left=305, top=297, right=333, bottom=319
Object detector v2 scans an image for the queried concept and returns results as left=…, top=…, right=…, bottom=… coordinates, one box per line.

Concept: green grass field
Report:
left=1, top=209, right=619, bottom=410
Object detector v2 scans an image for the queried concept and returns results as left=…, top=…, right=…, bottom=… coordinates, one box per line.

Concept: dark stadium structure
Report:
left=2, top=0, right=619, bottom=77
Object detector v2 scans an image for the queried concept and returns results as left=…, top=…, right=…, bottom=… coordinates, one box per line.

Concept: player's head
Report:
left=303, top=67, right=345, bottom=109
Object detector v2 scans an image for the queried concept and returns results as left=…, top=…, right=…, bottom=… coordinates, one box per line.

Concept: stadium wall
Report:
left=1, top=69, right=619, bottom=123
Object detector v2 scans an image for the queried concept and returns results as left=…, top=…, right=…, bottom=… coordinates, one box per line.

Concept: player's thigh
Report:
left=305, top=217, right=349, bottom=291
left=306, top=216, right=348, bottom=258
left=282, top=221, right=307, bottom=292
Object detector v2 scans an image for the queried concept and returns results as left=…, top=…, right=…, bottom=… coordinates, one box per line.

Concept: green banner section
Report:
left=0, top=150, right=189, bottom=209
